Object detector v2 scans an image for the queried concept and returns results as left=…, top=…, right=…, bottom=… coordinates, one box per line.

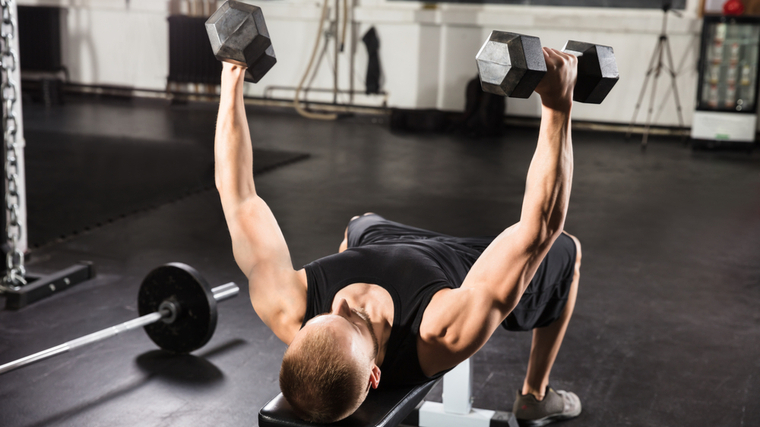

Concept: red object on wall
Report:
left=724, top=0, right=746, bottom=15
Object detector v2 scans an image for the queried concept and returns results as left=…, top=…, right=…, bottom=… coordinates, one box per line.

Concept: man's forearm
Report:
left=520, top=105, right=573, bottom=245
left=215, top=64, right=255, bottom=204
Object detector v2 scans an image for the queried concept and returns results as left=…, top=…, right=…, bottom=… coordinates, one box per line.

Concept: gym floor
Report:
left=1, top=94, right=759, bottom=427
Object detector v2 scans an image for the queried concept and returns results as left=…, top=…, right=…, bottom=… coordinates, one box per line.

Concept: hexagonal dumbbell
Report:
left=205, top=0, right=276, bottom=83
left=476, top=31, right=619, bottom=104
left=562, top=40, right=619, bottom=104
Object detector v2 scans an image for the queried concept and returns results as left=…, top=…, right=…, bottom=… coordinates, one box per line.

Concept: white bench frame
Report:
left=414, top=359, right=518, bottom=427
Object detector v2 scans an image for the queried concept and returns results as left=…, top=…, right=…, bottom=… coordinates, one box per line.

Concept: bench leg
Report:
left=406, top=359, right=519, bottom=427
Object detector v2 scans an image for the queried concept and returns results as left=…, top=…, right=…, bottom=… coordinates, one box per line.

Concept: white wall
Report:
left=19, top=0, right=704, bottom=126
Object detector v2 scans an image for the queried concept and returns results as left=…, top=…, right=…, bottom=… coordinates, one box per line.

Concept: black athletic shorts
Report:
left=347, top=214, right=577, bottom=332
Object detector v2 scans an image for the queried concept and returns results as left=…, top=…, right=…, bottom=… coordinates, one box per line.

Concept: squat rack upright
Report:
left=0, top=0, right=93, bottom=309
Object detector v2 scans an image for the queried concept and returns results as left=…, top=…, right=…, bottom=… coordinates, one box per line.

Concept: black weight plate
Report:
left=138, top=263, right=218, bottom=354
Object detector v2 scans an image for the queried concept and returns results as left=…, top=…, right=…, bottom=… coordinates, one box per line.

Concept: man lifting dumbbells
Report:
left=210, top=2, right=618, bottom=424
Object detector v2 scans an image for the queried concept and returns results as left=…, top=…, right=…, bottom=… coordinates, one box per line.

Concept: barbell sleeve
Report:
left=0, top=282, right=239, bottom=375
left=212, top=282, right=239, bottom=302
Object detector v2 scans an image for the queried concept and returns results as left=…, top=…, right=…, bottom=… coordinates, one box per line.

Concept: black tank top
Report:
left=301, top=214, right=576, bottom=386
left=302, top=236, right=484, bottom=387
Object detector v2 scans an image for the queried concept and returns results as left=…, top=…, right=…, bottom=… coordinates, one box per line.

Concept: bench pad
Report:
left=258, top=380, right=438, bottom=427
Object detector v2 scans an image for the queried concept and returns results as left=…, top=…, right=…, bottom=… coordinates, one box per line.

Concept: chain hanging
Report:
left=1, top=0, right=25, bottom=289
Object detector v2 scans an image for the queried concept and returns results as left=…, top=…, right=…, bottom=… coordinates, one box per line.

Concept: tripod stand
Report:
left=626, top=2, right=686, bottom=149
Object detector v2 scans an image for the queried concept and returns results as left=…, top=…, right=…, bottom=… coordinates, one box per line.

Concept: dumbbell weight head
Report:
left=476, top=31, right=547, bottom=98
left=476, top=31, right=619, bottom=103
left=249, top=45, right=277, bottom=83
left=562, top=40, right=619, bottom=104
left=206, top=0, right=277, bottom=83
left=138, top=263, right=218, bottom=354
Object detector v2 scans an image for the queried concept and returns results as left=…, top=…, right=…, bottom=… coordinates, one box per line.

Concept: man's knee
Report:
left=349, top=212, right=374, bottom=222
left=343, top=213, right=375, bottom=252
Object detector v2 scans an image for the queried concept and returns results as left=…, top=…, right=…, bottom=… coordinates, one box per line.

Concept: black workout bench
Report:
left=259, top=379, right=437, bottom=427
left=259, top=359, right=519, bottom=427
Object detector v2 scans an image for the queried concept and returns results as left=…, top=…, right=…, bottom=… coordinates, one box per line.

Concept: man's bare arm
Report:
left=466, top=48, right=575, bottom=308
left=419, top=49, right=576, bottom=370
left=215, top=63, right=306, bottom=344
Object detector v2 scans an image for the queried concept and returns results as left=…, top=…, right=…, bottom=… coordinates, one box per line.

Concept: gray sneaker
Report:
left=512, top=386, right=582, bottom=426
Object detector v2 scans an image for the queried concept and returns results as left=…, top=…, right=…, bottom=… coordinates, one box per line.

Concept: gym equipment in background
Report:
left=626, top=0, right=686, bottom=149
left=1, top=0, right=94, bottom=309
left=0, top=263, right=239, bottom=375
left=690, top=15, right=760, bottom=149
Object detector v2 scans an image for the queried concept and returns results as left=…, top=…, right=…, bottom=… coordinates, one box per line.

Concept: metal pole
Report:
left=7, top=0, right=24, bottom=255
left=1, top=0, right=27, bottom=287
left=642, top=37, right=665, bottom=148
left=211, top=281, right=239, bottom=302
left=348, top=0, right=355, bottom=104
left=0, top=311, right=165, bottom=375
left=626, top=41, right=660, bottom=139
left=625, top=6, right=684, bottom=148
left=0, top=282, right=238, bottom=375
left=333, top=0, right=339, bottom=104
left=663, top=33, right=686, bottom=130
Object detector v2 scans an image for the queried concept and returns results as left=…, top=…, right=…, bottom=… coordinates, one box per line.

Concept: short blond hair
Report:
left=279, top=326, right=367, bottom=423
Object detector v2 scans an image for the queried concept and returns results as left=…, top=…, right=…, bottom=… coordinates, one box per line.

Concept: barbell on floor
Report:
left=0, top=263, right=239, bottom=375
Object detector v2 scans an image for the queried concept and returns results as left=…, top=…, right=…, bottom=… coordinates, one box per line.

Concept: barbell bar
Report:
left=0, top=263, right=239, bottom=375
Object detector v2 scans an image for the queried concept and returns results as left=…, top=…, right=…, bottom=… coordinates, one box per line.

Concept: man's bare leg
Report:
left=522, top=232, right=582, bottom=400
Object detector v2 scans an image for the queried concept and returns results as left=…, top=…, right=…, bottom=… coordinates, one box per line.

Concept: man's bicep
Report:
left=423, top=224, right=552, bottom=350
left=419, top=288, right=508, bottom=374
left=449, top=290, right=507, bottom=351
left=247, top=267, right=306, bottom=345
left=461, top=221, right=554, bottom=307
left=226, top=196, right=306, bottom=344
left=226, top=196, right=294, bottom=276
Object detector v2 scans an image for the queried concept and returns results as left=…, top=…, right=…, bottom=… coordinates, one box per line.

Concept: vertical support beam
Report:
left=1, top=1, right=94, bottom=307
left=443, top=357, right=473, bottom=414
left=435, top=23, right=449, bottom=111
left=333, top=0, right=339, bottom=105
left=8, top=0, right=26, bottom=255
left=2, top=0, right=27, bottom=283
left=348, top=0, right=355, bottom=105
left=416, top=358, right=519, bottom=427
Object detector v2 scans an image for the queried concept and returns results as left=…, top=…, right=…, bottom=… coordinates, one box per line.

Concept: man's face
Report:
left=301, top=298, right=379, bottom=364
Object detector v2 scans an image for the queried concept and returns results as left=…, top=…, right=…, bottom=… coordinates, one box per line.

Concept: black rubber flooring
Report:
left=1, top=95, right=759, bottom=427
left=24, top=121, right=307, bottom=247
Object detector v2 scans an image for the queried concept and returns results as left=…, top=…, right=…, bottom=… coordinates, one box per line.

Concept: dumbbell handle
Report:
left=562, top=49, right=584, bottom=57
left=0, top=282, right=239, bottom=375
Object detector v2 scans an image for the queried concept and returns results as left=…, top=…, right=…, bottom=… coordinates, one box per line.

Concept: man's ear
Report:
left=369, top=366, right=381, bottom=389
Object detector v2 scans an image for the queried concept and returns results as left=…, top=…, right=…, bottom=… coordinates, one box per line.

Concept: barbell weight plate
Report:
left=137, top=263, right=218, bottom=354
